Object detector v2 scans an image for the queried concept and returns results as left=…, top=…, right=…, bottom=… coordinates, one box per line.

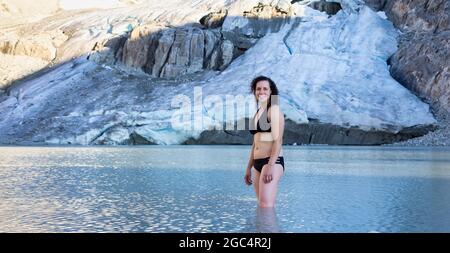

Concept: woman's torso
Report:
left=252, top=108, right=283, bottom=159
left=253, top=133, right=283, bottom=159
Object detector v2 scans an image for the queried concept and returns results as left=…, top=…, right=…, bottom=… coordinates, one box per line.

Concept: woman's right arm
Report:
left=246, top=139, right=255, bottom=171
left=244, top=139, right=255, bottom=185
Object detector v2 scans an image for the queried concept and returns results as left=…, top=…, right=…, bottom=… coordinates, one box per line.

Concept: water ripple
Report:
left=1, top=146, right=450, bottom=232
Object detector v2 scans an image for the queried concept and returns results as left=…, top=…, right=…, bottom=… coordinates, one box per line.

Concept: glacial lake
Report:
left=1, top=145, right=450, bottom=232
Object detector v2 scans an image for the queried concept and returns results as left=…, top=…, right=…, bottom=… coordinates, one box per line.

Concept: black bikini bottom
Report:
left=253, top=157, right=284, bottom=173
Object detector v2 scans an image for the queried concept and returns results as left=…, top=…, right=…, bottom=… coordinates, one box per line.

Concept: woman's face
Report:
left=255, top=80, right=271, bottom=103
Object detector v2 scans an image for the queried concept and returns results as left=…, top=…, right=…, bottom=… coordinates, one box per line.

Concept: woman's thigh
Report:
left=252, top=167, right=261, bottom=199
left=258, top=164, right=283, bottom=204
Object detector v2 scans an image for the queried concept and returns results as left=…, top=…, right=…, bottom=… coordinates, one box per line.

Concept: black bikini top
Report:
left=249, top=108, right=271, bottom=135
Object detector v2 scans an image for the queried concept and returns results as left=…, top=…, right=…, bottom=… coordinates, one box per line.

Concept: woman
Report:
left=245, top=76, right=285, bottom=208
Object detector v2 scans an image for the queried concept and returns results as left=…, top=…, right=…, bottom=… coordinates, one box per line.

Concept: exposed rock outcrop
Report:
left=384, top=0, right=449, bottom=32
left=183, top=118, right=436, bottom=145
left=222, top=1, right=297, bottom=49
left=363, top=0, right=386, bottom=11
left=390, top=31, right=450, bottom=113
left=0, top=29, right=68, bottom=89
left=117, top=24, right=236, bottom=77
left=116, top=1, right=304, bottom=78
left=365, top=0, right=450, bottom=115
left=300, top=0, right=343, bottom=15
left=87, top=35, right=128, bottom=65
left=0, top=30, right=67, bottom=61
left=199, top=9, right=228, bottom=29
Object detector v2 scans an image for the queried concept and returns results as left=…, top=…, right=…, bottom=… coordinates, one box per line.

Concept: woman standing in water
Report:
left=245, top=76, right=285, bottom=208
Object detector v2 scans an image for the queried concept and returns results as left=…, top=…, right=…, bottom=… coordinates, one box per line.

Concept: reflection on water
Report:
left=256, top=207, right=280, bottom=233
left=1, top=145, right=450, bottom=232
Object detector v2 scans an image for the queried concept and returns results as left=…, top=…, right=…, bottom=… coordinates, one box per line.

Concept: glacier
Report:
left=0, top=0, right=437, bottom=145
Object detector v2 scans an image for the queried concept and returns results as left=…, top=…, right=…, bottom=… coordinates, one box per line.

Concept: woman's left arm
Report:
left=268, top=105, right=284, bottom=165
left=263, top=105, right=284, bottom=183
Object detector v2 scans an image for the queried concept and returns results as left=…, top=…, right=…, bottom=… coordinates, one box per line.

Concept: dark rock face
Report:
left=383, top=0, right=449, bottom=32
left=365, top=0, right=450, bottom=114
left=222, top=3, right=296, bottom=50
left=128, top=132, right=157, bottom=145
left=182, top=119, right=436, bottom=145
left=199, top=9, right=227, bottom=29
left=283, top=119, right=436, bottom=145
left=183, top=130, right=253, bottom=145
left=364, top=0, right=387, bottom=11
left=389, top=31, right=450, bottom=112
left=307, top=0, right=343, bottom=15
left=117, top=24, right=237, bottom=78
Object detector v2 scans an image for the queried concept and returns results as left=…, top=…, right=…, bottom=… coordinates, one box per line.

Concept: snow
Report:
left=58, top=0, right=127, bottom=10
left=377, top=11, right=388, bottom=19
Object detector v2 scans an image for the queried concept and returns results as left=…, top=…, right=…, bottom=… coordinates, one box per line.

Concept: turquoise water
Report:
left=1, top=145, right=450, bottom=232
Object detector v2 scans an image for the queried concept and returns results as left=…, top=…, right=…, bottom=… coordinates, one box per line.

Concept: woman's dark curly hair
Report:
left=250, top=75, right=279, bottom=109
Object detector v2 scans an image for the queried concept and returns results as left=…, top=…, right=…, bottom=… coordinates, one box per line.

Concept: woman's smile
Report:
left=258, top=94, right=269, bottom=101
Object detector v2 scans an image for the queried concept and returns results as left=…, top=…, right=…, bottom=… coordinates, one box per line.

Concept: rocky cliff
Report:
left=365, top=0, right=450, bottom=115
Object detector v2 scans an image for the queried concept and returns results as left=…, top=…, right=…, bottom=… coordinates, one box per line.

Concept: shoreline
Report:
left=385, top=109, right=450, bottom=147
left=1, top=111, right=448, bottom=148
